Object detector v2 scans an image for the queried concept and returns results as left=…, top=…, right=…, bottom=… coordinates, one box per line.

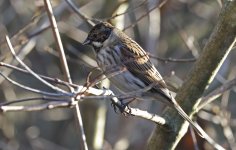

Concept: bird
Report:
left=82, top=22, right=205, bottom=137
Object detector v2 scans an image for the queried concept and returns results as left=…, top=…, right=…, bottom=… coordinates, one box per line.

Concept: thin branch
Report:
left=79, top=82, right=160, bottom=101
left=49, top=45, right=97, bottom=68
left=5, top=35, right=70, bottom=95
left=0, top=85, right=166, bottom=126
left=171, top=20, right=200, bottom=58
left=0, top=72, right=69, bottom=97
left=0, top=97, right=70, bottom=106
left=219, top=111, right=236, bottom=149
left=0, top=62, right=77, bottom=88
left=95, top=90, right=166, bottom=126
left=28, top=25, right=50, bottom=39
left=0, top=37, right=36, bottom=85
left=0, top=101, right=72, bottom=112
left=122, top=105, right=166, bottom=125
left=190, top=126, right=200, bottom=150
left=65, top=0, right=96, bottom=27
left=123, top=0, right=168, bottom=31
left=43, top=0, right=87, bottom=150
left=10, top=15, right=41, bottom=41
left=44, top=0, right=71, bottom=84
left=148, top=53, right=197, bottom=63
left=177, top=30, right=199, bottom=58
left=106, top=0, right=148, bottom=20
left=0, top=61, right=120, bottom=99
left=196, top=77, right=236, bottom=112
left=0, top=96, right=166, bottom=126
left=216, top=74, right=236, bottom=93
left=77, top=86, right=170, bottom=125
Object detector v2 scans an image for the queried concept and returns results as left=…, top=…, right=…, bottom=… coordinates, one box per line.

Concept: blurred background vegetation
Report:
left=0, top=0, right=235, bottom=149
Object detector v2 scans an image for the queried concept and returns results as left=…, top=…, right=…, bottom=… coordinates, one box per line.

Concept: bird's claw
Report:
left=111, top=99, right=133, bottom=116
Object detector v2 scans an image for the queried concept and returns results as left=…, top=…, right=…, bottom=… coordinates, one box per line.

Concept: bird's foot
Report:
left=111, top=98, right=136, bottom=116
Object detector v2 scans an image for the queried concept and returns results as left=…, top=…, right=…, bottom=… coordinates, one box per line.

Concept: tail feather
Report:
left=172, top=100, right=225, bottom=150
left=172, top=101, right=204, bottom=137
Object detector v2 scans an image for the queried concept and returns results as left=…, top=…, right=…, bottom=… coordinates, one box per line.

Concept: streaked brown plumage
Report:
left=83, top=22, right=204, bottom=137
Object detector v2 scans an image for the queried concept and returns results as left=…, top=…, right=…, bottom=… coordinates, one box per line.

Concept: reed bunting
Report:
left=83, top=22, right=204, bottom=137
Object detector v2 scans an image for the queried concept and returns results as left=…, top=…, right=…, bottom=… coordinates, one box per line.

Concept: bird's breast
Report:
left=96, top=46, right=146, bottom=93
left=96, top=46, right=122, bottom=70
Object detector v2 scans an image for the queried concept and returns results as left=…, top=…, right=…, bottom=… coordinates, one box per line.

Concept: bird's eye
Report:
left=105, top=30, right=110, bottom=35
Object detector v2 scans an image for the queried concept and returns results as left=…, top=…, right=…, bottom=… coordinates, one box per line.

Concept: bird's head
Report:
left=83, top=22, right=114, bottom=50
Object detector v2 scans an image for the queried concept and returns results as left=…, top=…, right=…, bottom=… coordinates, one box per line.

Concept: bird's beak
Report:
left=82, top=39, right=91, bottom=45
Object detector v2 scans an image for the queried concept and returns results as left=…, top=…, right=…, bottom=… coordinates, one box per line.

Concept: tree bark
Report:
left=148, top=1, right=236, bottom=150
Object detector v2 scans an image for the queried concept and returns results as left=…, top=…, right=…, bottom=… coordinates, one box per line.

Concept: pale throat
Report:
left=92, top=41, right=103, bottom=48
left=92, top=33, right=115, bottom=49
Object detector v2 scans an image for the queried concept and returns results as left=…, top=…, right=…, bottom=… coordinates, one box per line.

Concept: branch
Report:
left=0, top=62, right=78, bottom=88
left=43, top=0, right=87, bottom=149
left=148, top=1, right=236, bottom=150
left=106, top=0, right=148, bottom=20
left=0, top=85, right=166, bottom=126
left=196, top=77, right=236, bottom=112
left=111, top=97, right=166, bottom=125
left=123, top=0, right=168, bottom=31
left=0, top=97, right=69, bottom=106
left=0, top=101, right=72, bottom=112
left=148, top=53, right=196, bottom=63
left=5, top=36, right=70, bottom=95
left=64, top=0, right=96, bottom=27
left=0, top=72, right=70, bottom=97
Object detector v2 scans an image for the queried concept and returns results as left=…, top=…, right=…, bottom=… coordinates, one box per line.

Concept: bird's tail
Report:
left=172, top=100, right=225, bottom=150
left=172, top=100, right=204, bottom=137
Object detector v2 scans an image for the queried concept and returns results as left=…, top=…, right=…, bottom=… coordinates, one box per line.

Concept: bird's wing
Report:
left=119, top=38, right=172, bottom=100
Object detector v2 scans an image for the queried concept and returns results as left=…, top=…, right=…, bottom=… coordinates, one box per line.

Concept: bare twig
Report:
left=79, top=82, right=160, bottom=101
left=196, top=77, right=236, bottom=112
left=0, top=82, right=166, bottom=126
left=0, top=96, right=166, bottom=126
left=0, top=97, right=69, bottom=106
left=10, top=15, right=41, bottom=41
left=56, top=45, right=97, bottom=68
left=122, top=105, right=166, bottom=125
left=216, top=74, right=236, bottom=93
left=219, top=72, right=236, bottom=149
left=106, top=0, right=148, bottom=20
left=123, top=0, right=168, bottom=31
left=0, top=72, right=69, bottom=97
left=190, top=126, right=200, bottom=150
left=0, top=37, right=36, bottom=84
left=171, top=20, right=200, bottom=58
left=65, top=0, right=96, bottom=27
left=97, top=90, right=166, bottom=126
left=148, top=53, right=197, bottom=63
left=0, top=62, right=78, bottom=88
left=28, top=25, right=51, bottom=39
left=0, top=61, right=118, bottom=98
left=219, top=112, right=236, bottom=149
left=43, top=0, right=88, bottom=149
left=5, top=35, right=70, bottom=95
left=177, top=30, right=199, bottom=58
left=0, top=101, right=72, bottom=112
left=44, top=0, right=71, bottom=84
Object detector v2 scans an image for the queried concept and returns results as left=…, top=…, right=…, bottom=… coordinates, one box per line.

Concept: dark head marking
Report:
left=83, top=22, right=114, bottom=46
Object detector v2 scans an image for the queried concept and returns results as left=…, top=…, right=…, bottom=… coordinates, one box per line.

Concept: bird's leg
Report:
left=111, top=100, right=123, bottom=114
left=102, top=85, right=136, bottom=115
left=121, top=98, right=137, bottom=116
left=111, top=98, right=136, bottom=116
